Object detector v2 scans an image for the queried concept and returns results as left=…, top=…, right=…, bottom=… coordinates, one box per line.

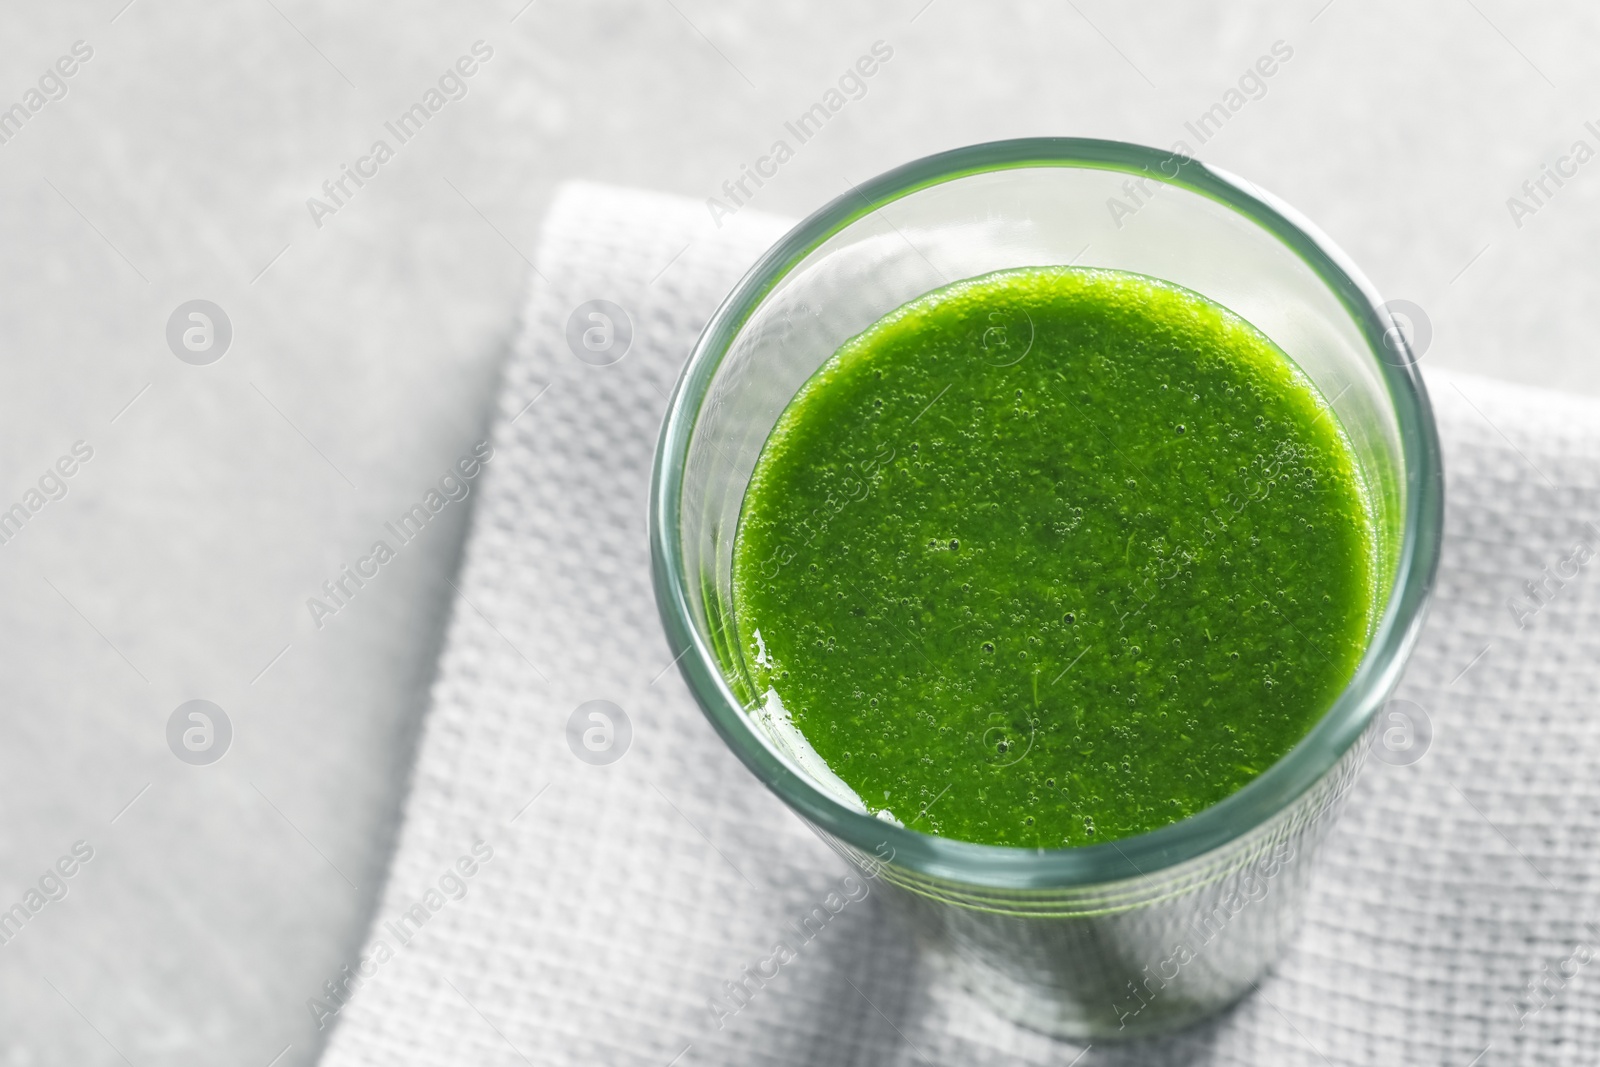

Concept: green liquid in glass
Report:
left=731, top=266, right=1376, bottom=848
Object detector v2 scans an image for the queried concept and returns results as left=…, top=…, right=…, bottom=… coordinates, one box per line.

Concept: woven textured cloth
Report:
left=319, top=182, right=1600, bottom=1067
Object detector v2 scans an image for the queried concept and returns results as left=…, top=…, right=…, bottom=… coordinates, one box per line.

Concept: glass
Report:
left=649, top=138, right=1443, bottom=1039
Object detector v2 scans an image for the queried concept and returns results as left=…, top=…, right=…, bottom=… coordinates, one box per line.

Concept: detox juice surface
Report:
left=731, top=266, right=1376, bottom=849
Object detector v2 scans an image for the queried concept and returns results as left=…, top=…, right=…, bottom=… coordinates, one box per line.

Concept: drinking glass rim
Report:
left=648, top=137, right=1445, bottom=890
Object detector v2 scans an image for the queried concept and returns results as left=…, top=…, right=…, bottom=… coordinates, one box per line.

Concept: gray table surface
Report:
left=1, top=2, right=1595, bottom=1064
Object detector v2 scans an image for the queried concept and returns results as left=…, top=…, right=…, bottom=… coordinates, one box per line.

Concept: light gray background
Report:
left=0, top=1, right=1594, bottom=1064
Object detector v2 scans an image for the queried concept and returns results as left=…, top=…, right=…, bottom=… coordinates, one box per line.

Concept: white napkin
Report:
left=319, top=181, right=1600, bottom=1067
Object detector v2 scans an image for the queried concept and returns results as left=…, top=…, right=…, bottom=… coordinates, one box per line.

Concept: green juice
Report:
left=730, top=266, right=1377, bottom=849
